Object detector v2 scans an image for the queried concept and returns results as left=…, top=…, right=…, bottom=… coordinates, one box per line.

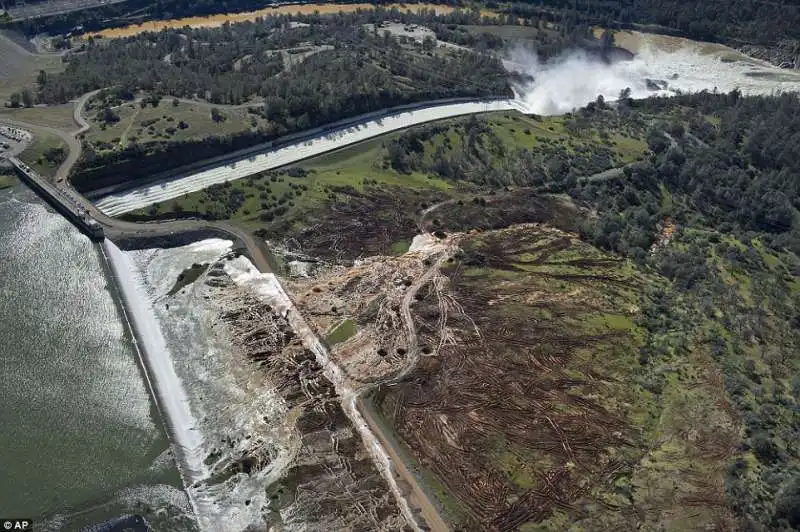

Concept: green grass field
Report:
left=326, top=319, right=356, bottom=345
left=0, top=104, right=76, bottom=131
left=130, top=110, right=647, bottom=235
left=18, top=129, right=68, bottom=177
left=128, top=114, right=457, bottom=227
left=84, top=98, right=268, bottom=150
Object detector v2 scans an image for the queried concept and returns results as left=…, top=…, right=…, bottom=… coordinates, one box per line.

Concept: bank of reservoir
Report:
left=0, top=185, right=195, bottom=530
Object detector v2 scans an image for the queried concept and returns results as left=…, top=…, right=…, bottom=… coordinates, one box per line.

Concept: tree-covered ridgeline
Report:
left=58, top=11, right=519, bottom=190
left=37, top=13, right=511, bottom=106
left=9, top=0, right=800, bottom=52
left=501, top=0, right=800, bottom=45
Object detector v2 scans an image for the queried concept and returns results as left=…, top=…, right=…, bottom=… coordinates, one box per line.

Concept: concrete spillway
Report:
left=100, top=239, right=215, bottom=529
left=94, top=99, right=526, bottom=216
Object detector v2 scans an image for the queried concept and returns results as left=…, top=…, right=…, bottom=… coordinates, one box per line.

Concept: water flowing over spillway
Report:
left=94, top=99, right=525, bottom=216
left=100, top=239, right=209, bottom=522
left=93, top=36, right=800, bottom=217
left=104, top=239, right=296, bottom=530
left=512, top=34, right=800, bottom=114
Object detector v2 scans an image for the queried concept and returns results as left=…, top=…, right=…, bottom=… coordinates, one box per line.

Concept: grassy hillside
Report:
left=126, top=109, right=648, bottom=259
left=18, top=128, right=67, bottom=177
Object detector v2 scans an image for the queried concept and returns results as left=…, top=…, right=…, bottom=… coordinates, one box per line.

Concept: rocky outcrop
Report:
left=645, top=78, right=669, bottom=91
left=578, top=37, right=636, bottom=64
left=737, top=40, right=800, bottom=69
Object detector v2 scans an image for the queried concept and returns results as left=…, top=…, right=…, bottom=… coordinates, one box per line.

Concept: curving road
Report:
left=4, top=88, right=495, bottom=530
left=4, top=92, right=528, bottom=272
left=2, top=98, right=275, bottom=271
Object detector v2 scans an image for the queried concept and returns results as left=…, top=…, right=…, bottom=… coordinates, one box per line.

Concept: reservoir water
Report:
left=0, top=184, right=196, bottom=531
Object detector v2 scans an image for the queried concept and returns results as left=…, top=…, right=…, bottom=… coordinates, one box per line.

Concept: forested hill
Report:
left=7, top=0, right=800, bottom=47
left=7, top=0, right=466, bottom=35
left=290, top=90, right=800, bottom=529
left=460, top=91, right=800, bottom=528
left=573, top=91, right=800, bottom=258
left=37, top=15, right=510, bottom=106
left=504, top=0, right=800, bottom=45
left=571, top=92, right=800, bottom=531
left=53, top=12, right=514, bottom=190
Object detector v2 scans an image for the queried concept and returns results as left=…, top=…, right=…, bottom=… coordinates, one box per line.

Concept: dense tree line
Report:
left=64, top=12, right=514, bottom=189
left=503, top=0, right=800, bottom=45
left=385, top=105, right=644, bottom=188
left=8, top=0, right=462, bottom=35
left=384, top=90, right=800, bottom=528
left=38, top=12, right=509, bottom=105
left=573, top=91, right=800, bottom=258
left=560, top=92, right=800, bottom=530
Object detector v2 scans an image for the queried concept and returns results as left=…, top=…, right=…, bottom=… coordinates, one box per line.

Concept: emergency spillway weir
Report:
left=100, top=239, right=213, bottom=529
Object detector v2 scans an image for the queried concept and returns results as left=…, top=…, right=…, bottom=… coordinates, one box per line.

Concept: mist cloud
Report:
left=507, top=43, right=800, bottom=115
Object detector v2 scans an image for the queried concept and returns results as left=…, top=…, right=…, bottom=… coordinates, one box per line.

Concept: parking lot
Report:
left=0, top=124, right=32, bottom=158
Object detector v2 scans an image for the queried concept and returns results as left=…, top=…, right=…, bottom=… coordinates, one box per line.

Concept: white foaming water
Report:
left=511, top=43, right=800, bottom=115
left=129, top=239, right=291, bottom=531
left=101, top=239, right=210, bottom=526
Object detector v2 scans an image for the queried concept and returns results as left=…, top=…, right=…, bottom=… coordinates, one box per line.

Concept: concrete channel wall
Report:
left=94, top=98, right=527, bottom=216
left=86, top=96, right=517, bottom=200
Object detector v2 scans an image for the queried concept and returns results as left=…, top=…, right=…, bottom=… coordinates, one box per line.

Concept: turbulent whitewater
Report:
left=94, top=34, right=800, bottom=216
left=116, top=239, right=295, bottom=530
left=101, top=240, right=210, bottom=523
left=511, top=35, right=800, bottom=115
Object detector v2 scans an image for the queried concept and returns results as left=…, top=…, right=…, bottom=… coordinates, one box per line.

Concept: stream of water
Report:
left=0, top=185, right=196, bottom=531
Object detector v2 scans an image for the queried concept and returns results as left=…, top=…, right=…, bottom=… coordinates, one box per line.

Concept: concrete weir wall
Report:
left=99, top=239, right=212, bottom=529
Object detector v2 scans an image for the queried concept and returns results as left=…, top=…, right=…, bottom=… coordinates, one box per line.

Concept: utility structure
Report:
left=5, top=155, right=104, bottom=240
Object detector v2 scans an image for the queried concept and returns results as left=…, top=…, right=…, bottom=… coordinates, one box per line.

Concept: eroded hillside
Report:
left=281, top=222, right=740, bottom=531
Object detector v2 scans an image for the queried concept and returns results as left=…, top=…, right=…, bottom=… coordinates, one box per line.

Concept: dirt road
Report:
left=357, top=396, right=451, bottom=532
left=4, top=89, right=461, bottom=528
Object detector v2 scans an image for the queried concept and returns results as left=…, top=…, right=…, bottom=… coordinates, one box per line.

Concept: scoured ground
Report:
left=287, top=222, right=740, bottom=531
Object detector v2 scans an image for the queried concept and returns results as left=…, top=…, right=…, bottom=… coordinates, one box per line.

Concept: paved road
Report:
left=357, top=396, right=451, bottom=532
left=2, top=105, right=275, bottom=272
left=4, top=93, right=526, bottom=271
left=0, top=116, right=84, bottom=182
left=6, top=89, right=473, bottom=529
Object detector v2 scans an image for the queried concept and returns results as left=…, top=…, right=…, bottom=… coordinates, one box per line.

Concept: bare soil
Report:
left=90, top=3, right=490, bottom=39
left=215, top=279, right=408, bottom=530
